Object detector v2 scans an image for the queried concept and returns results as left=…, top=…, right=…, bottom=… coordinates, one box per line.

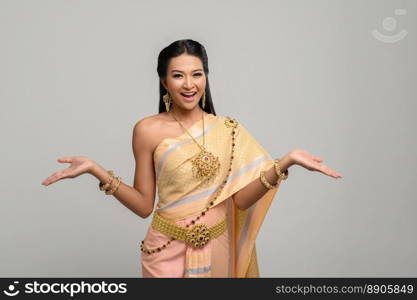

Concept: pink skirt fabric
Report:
left=141, top=200, right=230, bottom=277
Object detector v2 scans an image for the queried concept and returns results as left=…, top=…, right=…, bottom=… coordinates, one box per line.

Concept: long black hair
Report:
left=157, top=39, right=216, bottom=115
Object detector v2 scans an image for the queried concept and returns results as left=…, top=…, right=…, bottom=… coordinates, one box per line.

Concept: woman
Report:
left=41, top=39, right=342, bottom=278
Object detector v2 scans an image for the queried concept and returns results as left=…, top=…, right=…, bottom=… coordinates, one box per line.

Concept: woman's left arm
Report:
left=232, top=149, right=343, bottom=210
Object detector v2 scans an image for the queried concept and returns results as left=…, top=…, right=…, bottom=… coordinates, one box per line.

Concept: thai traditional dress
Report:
left=140, top=113, right=284, bottom=277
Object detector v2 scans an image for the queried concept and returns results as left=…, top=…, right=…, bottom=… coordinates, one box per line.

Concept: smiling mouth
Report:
left=181, top=92, right=197, bottom=100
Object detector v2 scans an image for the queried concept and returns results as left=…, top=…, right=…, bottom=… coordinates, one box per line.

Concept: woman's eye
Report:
left=173, top=73, right=202, bottom=78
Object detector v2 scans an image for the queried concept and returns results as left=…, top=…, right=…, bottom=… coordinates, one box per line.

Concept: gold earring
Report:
left=202, top=92, right=206, bottom=109
left=163, top=92, right=171, bottom=112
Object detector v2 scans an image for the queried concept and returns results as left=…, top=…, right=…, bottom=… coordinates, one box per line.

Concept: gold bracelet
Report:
left=98, top=170, right=122, bottom=195
left=260, top=170, right=278, bottom=189
left=274, top=158, right=289, bottom=180
left=99, top=170, right=115, bottom=191
left=105, top=176, right=122, bottom=195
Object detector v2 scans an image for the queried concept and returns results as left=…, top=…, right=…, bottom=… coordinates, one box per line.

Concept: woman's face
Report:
left=161, top=54, right=206, bottom=111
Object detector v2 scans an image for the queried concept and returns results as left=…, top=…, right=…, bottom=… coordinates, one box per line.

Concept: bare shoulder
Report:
left=133, top=113, right=170, bottom=152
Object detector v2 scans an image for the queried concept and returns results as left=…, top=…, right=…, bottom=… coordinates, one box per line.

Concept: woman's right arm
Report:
left=42, top=118, right=156, bottom=218
left=90, top=118, right=156, bottom=219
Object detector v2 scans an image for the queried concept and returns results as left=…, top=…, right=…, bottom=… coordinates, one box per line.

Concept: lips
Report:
left=181, top=92, right=197, bottom=96
left=181, top=92, right=197, bottom=101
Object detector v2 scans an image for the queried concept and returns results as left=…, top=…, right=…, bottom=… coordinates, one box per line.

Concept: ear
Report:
left=161, top=78, right=168, bottom=90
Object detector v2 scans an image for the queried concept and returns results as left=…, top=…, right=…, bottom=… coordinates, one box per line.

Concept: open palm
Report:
left=41, top=156, right=94, bottom=186
left=290, top=149, right=342, bottom=179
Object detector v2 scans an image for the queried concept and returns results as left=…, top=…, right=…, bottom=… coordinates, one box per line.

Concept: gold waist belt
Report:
left=151, top=212, right=227, bottom=249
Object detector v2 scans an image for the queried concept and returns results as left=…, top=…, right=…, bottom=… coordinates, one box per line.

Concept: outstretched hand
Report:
left=41, top=156, right=95, bottom=186
left=289, top=149, right=342, bottom=179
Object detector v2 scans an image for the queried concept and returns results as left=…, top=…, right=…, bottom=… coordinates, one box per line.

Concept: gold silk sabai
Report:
left=140, top=113, right=284, bottom=277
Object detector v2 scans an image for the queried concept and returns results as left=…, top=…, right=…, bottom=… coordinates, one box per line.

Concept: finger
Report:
left=47, top=175, right=63, bottom=185
left=316, top=164, right=333, bottom=176
left=320, top=165, right=343, bottom=179
left=43, top=176, right=56, bottom=186
left=42, top=177, right=56, bottom=185
left=42, top=171, right=59, bottom=185
left=57, top=157, right=72, bottom=163
left=335, top=172, right=343, bottom=178
left=43, top=170, right=68, bottom=185
left=325, top=166, right=342, bottom=178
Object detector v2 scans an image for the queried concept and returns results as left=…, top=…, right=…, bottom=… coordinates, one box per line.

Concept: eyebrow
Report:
left=171, top=69, right=203, bottom=73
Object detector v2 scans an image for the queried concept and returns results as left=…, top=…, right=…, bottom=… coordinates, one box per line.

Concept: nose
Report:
left=183, top=75, right=194, bottom=89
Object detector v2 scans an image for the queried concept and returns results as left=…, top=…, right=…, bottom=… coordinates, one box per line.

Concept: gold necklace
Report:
left=170, top=111, right=220, bottom=183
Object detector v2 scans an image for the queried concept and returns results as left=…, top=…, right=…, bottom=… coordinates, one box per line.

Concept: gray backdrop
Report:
left=1, top=0, right=416, bottom=277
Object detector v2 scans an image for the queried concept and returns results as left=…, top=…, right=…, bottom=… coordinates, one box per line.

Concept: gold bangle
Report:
left=105, top=176, right=122, bottom=195
left=260, top=170, right=278, bottom=189
left=99, top=170, right=115, bottom=191
left=274, top=159, right=288, bottom=180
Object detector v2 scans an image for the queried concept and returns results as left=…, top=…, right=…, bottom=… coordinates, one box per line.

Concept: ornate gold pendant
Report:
left=186, top=223, right=211, bottom=248
left=191, top=147, right=220, bottom=183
